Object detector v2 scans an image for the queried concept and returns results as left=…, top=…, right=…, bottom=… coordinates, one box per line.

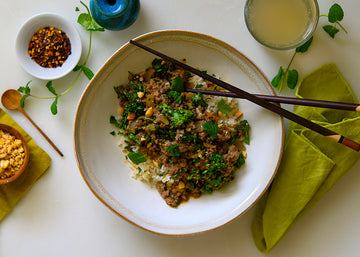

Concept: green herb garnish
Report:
left=171, top=75, right=184, bottom=92
left=217, top=99, right=231, bottom=114
left=166, top=144, right=180, bottom=157
left=321, top=3, right=347, bottom=38
left=127, top=152, right=147, bottom=165
left=192, top=93, right=208, bottom=108
left=271, top=36, right=313, bottom=93
left=239, top=120, right=250, bottom=144
left=271, top=3, right=347, bottom=92
left=203, top=121, right=219, bottom=139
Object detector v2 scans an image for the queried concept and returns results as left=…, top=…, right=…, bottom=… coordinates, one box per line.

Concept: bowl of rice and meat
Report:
left=111, top=58, right=250, bottom=208
left=74, top=30, right=284, bottom=235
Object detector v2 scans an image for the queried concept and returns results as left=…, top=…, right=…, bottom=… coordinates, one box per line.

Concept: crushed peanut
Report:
left=235, top=111, right=243, bottom=118
left=0, top=130, right=26, bottom=179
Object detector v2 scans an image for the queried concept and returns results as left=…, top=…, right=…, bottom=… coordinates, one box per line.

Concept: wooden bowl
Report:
left=0, top=123, right=30, bottom=184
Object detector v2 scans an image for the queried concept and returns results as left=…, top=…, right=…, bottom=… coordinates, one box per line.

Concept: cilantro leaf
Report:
left=217, top=99, right=231, bottom=114
left=127, top=152, right=147, bottom=165
left=166, top=144, right=180, bottom=157
left=203, top=121, right=219, bottom=139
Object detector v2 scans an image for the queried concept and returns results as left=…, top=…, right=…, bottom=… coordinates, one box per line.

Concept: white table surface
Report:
left=1, top=0, right=360, bottom=256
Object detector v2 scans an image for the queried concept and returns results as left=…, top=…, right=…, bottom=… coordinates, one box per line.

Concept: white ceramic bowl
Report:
left=15, top=12, right=82, bottom=80
left=74, top=30, right=284, bottom=235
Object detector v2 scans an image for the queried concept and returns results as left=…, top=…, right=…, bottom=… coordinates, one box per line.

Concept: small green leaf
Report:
left=50, top=96, right=58, bottom=115
left=167, top=90, right=182, bottom=104
left=73, top=65, right=82, bottom=72
left=217, top=99, right=231, bottom=114
left=166, top=144, right=180, bottom=157
left=328, top=3, right=344, bottom=23
left=203, top=121, right=219, bottom=139
left=151, top=58, right=162, bottom=70
left=46, top=81, right=57, bottom=95
left=287, top=69, right=298, bottom=89
left=323, top=25, right=339, bottom=38
left=110, top=115, right=120, bottom=128
left=271, top=66, right=284, bottom=88
left=81, top=65, right=94, bottom=80
left=77, top=2, right=105, bottom=32
left=296, top=36, right=313, bottom=53
left=127, top=152, right=147, bottom=165
left=20, top=95, right=29, bottom=108
left=239, top=120, right=250, bottom=144
left=171, top=75, right=184, bottom=92
left=110, top=131, right=116, bottom=136
left=75, top=7, right=80, bottom=11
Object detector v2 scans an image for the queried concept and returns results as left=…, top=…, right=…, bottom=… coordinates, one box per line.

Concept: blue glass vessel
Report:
left=90, top=0, right=140, bottom=31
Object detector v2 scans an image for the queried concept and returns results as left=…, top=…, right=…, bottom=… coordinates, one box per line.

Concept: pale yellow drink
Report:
left=245, top=0, right=318, bottom=49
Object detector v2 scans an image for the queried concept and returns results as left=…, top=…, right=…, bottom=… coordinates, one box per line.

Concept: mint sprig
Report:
left=271, top=37, right=313, bottom=93
left=321, top=3, right=347, bottom=38
left=271, top=3, right=347, bottom=92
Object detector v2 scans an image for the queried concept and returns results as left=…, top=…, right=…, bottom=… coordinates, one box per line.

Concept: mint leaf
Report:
left=328, top=3, right=344, bottom=23
left=73, top=65, right=82, bottom=72
left=171, top=75, right=184, bottom=92
left=217, top=99, right=231, bottom=114
left=323, top=25, right=339, bottom=38
left=81, top=65, right=94, bottom=80
left=203, top=121, right=219, bottom=139
left=78, top=1, right=105, bottom=32
left=295, top=36, right=313, bottom=53
left=287, top=69, right=298, bottom=89
left=271, top=66, right=284, bottom=88
left=20, top=95, right=29, bottom=108
left=46, top=81, right=57, bottom=95
left=50, top=96, right=58, bottom=115
left=128, top=152, right=147, bottom=165
left=166, top=144, right=180, bottom=157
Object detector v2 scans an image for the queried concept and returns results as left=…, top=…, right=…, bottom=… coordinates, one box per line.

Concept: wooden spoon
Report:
left=1, top=89, right=63, bottom=157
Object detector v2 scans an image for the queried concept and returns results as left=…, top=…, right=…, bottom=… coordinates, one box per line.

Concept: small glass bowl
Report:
left=15, top=12, right=82, bottom=80
left=244, top=0, right=319, bottom=50
left=0, top=123, right=30, bottom=185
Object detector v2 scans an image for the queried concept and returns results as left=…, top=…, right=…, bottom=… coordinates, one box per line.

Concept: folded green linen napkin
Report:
left=0, top=108, right=51, bottom=222
left=251, top=63, right=360, bottom=253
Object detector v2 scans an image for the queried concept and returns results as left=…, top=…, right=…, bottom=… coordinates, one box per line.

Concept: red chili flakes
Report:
left=28, top=26, right=71, bottom=68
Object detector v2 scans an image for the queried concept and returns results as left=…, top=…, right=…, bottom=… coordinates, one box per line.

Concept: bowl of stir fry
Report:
left=74, top=30, right=284, bottom=235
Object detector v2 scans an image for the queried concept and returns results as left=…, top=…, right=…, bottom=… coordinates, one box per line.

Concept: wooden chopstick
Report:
left=185, top=88, right=360, bottom=112
left=129, top=40, right=360, bottom=151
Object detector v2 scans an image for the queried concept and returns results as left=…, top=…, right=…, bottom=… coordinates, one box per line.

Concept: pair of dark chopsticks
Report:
left=129, top=40, right=360, bottom=151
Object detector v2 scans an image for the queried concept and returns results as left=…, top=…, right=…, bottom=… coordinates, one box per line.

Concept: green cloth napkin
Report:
left=0, top=108, right=51, bottom=222
left=252, top=63, right=360, bottom=253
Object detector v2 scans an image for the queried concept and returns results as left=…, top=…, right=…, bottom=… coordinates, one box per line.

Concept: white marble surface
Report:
left=1, top=0, right=360, bottom=256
